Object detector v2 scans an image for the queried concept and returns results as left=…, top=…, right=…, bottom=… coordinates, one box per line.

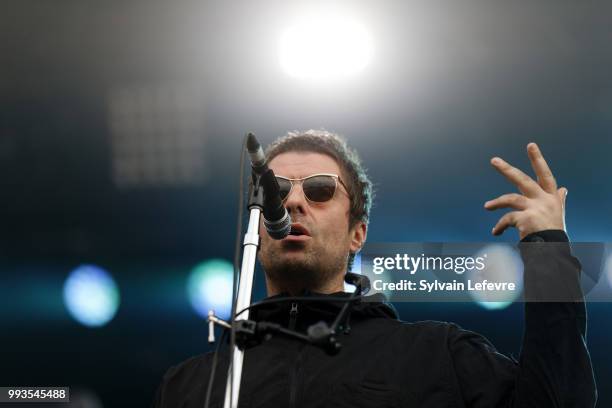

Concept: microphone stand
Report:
left=222, top=172, right=263, bottom=408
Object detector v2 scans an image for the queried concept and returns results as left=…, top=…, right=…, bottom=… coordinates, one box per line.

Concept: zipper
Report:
left=289, top=302, right=298, bottom=330
left=289, top=302, right=300, bottom=408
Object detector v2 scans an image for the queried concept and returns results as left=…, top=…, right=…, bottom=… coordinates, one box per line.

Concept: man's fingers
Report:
left=527, top=142, right=557, bottom=194
left=490, top=157, right=541, bottom=197
left=491, top=212, right=518, bottom=236
left=484, top=194, right=528, bottom=211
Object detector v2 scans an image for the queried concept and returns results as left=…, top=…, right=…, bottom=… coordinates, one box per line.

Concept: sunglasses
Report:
left=275, top=173, right=349, bottom=203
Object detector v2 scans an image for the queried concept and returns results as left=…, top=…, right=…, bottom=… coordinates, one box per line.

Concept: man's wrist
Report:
left=520, top=229, right=568, bottom=243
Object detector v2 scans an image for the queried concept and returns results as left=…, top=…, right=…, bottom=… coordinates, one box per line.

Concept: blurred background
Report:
left=1, top=0, right=611, bottom=406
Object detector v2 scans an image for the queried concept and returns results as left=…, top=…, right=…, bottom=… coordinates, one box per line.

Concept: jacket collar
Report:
left=248, top=290, right=398, bottom=325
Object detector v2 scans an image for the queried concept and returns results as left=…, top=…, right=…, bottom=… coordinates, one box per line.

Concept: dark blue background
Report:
left=1, top=0, right=611, bottom=406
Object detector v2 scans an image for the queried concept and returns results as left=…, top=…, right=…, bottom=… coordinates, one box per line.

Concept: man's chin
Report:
left=277, top=249, right=309, bottom=264
left=272, top=250, right=314, bottom=270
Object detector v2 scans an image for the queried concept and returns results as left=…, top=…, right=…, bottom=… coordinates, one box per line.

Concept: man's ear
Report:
left=349, top=221, right=367, bottom=253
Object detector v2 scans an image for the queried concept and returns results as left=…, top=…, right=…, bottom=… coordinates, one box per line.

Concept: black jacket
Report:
left=153, top=231, right=597, bottom=408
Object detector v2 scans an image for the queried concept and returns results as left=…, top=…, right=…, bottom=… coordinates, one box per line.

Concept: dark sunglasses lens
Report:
left=276, top=177, right=292, bottom=201
left=303, top=176, right=336, bottom=202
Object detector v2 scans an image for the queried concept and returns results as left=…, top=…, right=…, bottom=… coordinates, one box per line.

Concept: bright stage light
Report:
left=63, top=265, right=120, bottom=328
left=187, top=259, right=234, bottom=320
left=278, top=15, right=373, bottom=80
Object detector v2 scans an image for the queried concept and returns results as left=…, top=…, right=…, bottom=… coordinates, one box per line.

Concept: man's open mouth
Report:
left=288, top=224, right=310, bottom=236
left=283, top=224, right=311, bottom=242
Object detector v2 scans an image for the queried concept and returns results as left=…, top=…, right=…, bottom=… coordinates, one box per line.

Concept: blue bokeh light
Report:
left=469, top=244, right=523, bottom=311
left=63, top=265, right=120, bottom=327
left=187, top=259, right=234, bottom=320
left=344, top=253, right=362, bottom=293
left=604, top=250, right=612, bottom=290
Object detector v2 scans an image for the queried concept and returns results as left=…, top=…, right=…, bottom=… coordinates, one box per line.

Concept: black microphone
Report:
left=246, top=133, right=292, bottom=240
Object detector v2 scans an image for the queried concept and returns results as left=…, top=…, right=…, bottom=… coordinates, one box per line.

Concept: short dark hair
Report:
left=266, top=129, right=374, bottom=270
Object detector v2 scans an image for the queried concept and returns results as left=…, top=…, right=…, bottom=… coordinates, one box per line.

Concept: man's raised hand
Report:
left=484, top=143, right=567, bottom=240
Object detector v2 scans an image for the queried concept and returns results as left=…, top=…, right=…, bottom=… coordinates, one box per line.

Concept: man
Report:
left=153, top=130, right=596, bottom=407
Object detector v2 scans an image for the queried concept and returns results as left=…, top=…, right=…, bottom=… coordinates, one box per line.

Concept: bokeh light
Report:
left=344, top=253, right=362, bottom=293
left=278, top=14, right=373, bottom=80
left=63, top=388, right=104, bottom=408
left=468, top=244, right=523, bottom=310
left=604, top=249, right=612, bottom=289
left=63, top=265, right=120, bottom=328
left=187, top=259, right=234, bottom=320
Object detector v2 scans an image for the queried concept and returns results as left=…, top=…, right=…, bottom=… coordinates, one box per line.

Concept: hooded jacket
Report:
left=153, top=231, right=597, bottom=408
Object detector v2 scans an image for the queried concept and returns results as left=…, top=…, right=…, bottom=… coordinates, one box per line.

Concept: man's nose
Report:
left=284, top=182, right=307, bottom=216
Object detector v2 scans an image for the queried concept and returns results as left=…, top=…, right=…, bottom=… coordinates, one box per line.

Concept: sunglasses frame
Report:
left=275, top=173, right=350, bottom=203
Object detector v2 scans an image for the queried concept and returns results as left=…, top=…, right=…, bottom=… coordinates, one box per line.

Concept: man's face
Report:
left=258, top=151, right=365, bottom=294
